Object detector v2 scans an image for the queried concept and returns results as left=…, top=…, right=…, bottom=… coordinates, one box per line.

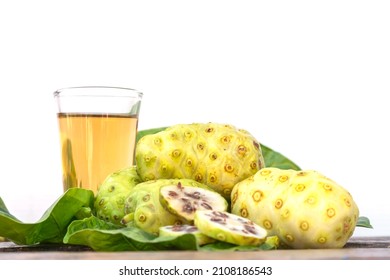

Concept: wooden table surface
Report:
left=1, top=236, right=389, bottom=260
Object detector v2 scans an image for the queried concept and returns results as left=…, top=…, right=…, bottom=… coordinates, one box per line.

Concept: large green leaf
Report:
left=136, top=126, right=301, bottom=170
left=63, top=216, right=199, bottom=251
left=0, top=188, right=94, bottom=245
left=63, top=215, right=278, bottom=252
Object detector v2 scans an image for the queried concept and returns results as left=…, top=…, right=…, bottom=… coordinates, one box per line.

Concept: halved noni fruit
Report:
left=160, top=182, right=228, bottom=221
left=194, top=210, right=268, bottom=246
left=159, top=224, right=216, bottom=245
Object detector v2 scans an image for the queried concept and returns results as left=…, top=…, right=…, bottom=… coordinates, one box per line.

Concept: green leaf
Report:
left=261, top=144, right=300, bottom=170
left=64, top=216, right=199, bottom=251
left=357, top=216, right=373, bottom=228
left=136, top=126, right=301, bottom=170
left=0, top=188, right=94, bottom=245
left=64, top=216, right=277, bottom=252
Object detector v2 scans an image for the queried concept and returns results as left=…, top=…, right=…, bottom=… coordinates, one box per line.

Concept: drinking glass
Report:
left=53, top=86, right=143, bottom=194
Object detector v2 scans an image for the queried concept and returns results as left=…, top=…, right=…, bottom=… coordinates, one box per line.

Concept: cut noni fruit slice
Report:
left=159, top=224, right=216, bottom=245
left=194, top=210, right=268, bottom=246
left=160, top=182, right=228, bottom=221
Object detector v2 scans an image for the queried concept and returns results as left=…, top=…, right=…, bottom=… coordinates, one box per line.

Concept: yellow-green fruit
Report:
left=231, top=167, right=359, bottom=249
left=121, top=179, right=208, bottom=235
left=159, top=225, right=216, bottom=246
left=160, top=181, right=228, bottom=222
left=194, top=210, right=268, bottom=246
left=135, top=123, right=265, bottom=199
left=94, top=166, right=142, bottom=225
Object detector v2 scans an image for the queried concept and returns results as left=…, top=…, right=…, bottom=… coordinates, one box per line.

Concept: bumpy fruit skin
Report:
left=231, top=167, right=360, bottom=249
left=194, top=210, right=268, bottom=246
left=135, top=123, right=265, bottom=199
left=94, top=166, right=142, bottom=225
left=160, top=182, right=228, bottom=221
left=159, top=225, right=216, bottom=245
left=122, top=179, right=208, bottom=235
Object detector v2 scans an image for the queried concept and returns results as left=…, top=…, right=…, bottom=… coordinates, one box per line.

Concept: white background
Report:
left=0, top=0, right=388, bottom=237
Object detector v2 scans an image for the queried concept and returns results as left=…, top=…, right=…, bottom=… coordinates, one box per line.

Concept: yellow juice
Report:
left=58, top=113, right=138, bottom=193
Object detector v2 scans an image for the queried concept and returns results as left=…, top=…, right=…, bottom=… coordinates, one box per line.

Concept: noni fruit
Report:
left=194, top=210, right=268, bottom=246
left=135, top=123, right=265, bottom=199
left=159, top=225, right=216, bottom=245
left=231, top=167, right=360, bottom=249
left=121, top=179, right=211, bottom=235
left=160, top=181, right=228, bottom=221
left=94, top=166, right=142, bottom=225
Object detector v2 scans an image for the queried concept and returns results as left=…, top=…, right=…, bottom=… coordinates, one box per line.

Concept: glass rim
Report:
left=53, top=86, right=143, bottom=98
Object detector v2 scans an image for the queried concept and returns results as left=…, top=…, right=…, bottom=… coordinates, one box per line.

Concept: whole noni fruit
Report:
left=135, top=123, right=265, bottom=199
left=94, top=166, right=142, bottom=225
left=231, top=167, right=359, bottom=249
